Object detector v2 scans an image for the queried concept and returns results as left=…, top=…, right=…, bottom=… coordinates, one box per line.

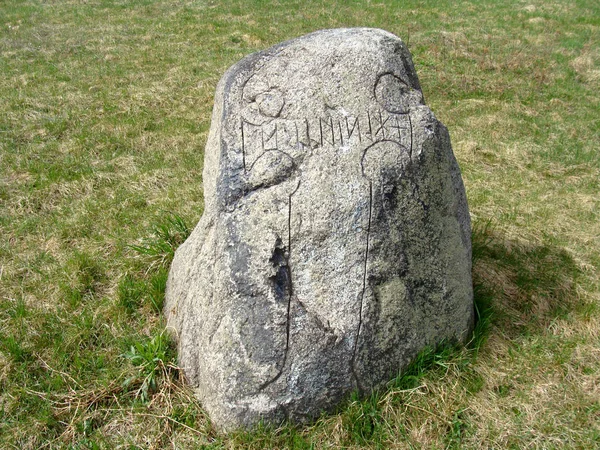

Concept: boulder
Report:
left=165, top=28, right=473, bottom=431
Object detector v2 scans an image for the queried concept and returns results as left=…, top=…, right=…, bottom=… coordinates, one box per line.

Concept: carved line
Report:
left=372, top=71, right=395, bottom=104
left=330, top=117, right=335, bottom=145
left=318, top=117, right=336, bottom=147
left=346, top=116, right=361, bottom=143
left=408, top=114, right=413, bottom=158
left=261, top=123, right=278, bottom=151
left=393, top=115, right=402, bottom=140
left=319, top=118, right=323, bottom=147
left=350, top=134, right=414, bottom=391
left=350, top=180, right=372, bottom=393
left=359, top=139, right=412, bottom=176
left=375, top=109, right=389, bottom=138
left=373, top=71, right=412, bottom=114
left=259, top=178, right=301, bottom=391
left=241, top=118, right=246, bottom=172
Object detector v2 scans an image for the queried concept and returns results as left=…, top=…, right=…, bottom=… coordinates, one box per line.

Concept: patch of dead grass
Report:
left=571, top=52, right=600, bottom=84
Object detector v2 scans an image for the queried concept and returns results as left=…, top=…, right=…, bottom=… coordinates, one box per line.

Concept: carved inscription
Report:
left=241, top=109, right=412, bottom=170
left=238, top=107, right=414, bottom=392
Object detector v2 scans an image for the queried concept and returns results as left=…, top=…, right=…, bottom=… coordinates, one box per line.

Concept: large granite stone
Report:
left=165, top=28, right=474, bottom=431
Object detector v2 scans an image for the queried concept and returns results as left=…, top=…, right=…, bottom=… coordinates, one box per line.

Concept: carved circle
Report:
left=256, top=88, right=285, bottom=118
left=361, top=140, right=408, bottom=182
left=247, top=150, right=295, bottom=191
left=374, top=73, right=411, bottom=114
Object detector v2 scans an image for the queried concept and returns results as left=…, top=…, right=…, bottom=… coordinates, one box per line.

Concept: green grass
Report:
left=1, top=0, right=599, bottom=448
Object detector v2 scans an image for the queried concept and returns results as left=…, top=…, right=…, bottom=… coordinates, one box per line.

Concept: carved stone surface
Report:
left=164, top=28, right=474, bottom=431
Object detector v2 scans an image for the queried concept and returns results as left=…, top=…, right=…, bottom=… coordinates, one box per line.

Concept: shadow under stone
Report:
left=471, top=219, right=585, bottom=339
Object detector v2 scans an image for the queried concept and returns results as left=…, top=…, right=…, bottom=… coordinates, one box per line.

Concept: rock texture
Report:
left=165, top=28, right=474, bottom=431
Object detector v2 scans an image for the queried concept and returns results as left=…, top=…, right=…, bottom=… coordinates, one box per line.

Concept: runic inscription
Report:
left=241, top=109, right=412, bottom=170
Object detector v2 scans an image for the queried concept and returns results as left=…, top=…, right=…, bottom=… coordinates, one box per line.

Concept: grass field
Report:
left=1, top=0, right=599, bottom=448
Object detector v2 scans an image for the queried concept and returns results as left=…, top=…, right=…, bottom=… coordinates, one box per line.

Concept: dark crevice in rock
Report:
left=269, top=238, right=291, bottom=301
left=261, top=236, right=290, bottom=390
left=243, top=181, right=268, bottom=196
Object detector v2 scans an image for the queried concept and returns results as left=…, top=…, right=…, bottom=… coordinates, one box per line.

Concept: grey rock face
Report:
left=165, top=28, right=473, bottom=431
